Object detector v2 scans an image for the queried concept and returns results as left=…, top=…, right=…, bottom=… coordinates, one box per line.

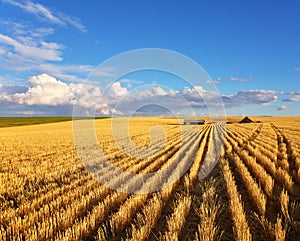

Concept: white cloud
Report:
left=93, top=67, right=116, bottom=77
left=111, top=85, right=220, bottom=115
left=182, top=86, right=205, bottom=96
left=0, top=20, right=55, bottom=40
left=152, top=87, right=167, bottom=96
left=107, top=82, right=128, bottom=96
left=31, top=27, right=55, bottom=38
left=0, top=47, right=6, bottom=55
left=96, top=107, right=123, bottom=116
left=11, top=74, right=101, bottom=108
left=16, top=110, right=45, bottom=115
left=228, top=90, right=280, bottom=105
left=4, top=0, right=63, bottom=24
left=3, top=0, right=86, bottom=31
left=0, top=20, right=27, bottom=35
left=206, top=78, right=221, bottom=85
left=0, top=33, right=63, bottom=62
left=283, top=92, right=300, bottom=102
left=13, top=74, right=74, bottom=105
left=0, top=21, right=94, bottom=82
left=37, top=63, right=95, bottom=82
left=208, top=76, right=253, bottom=84
left=0, top=84, right=7, bottom=102
left=277, top=105, right=288, bottom=111
left=0, top=83, right=28, bottom=102
left=0, top=5, right=90, bottom=87
left=58, top=12, right=87, bottom=32
left=0, top=74, right=296, bottom=116
left=119, top=78, right=144, bottom=88
left=194, top=86, right=206, bottom=93
left=73, top=83, right=102, bottom=109
left=229, top=76, right=248, bottom=82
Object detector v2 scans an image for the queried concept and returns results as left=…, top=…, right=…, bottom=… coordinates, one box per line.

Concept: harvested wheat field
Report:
left=1, top=117, right=300, bottom=241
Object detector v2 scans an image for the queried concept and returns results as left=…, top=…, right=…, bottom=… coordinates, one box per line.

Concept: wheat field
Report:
left=1, top=117, right=300, bottom=241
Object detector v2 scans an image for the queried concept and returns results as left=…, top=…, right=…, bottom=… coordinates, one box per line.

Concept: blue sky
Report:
left=0, top=0, right=299, bottom=116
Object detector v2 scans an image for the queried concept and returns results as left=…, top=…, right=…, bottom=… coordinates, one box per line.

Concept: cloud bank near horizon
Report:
left=0, top=74, right=297, bottom=116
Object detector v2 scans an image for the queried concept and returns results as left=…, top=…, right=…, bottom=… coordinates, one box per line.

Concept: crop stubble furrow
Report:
left=179, top=126, right=225, bottom=241
left=225, top=123, right=300, bottom=240
left=271, top=124, right=300, bottom=187
left=229, top=124, right=295, bottom=195
left=116, top=126, right=211, bottom=241
left=144, top=126, right=211, bottom=241
left=224, top=126, right=270, bottom=240
left=225, top=128, right=274, bottom=198
left=6, top=128, right=188, bottom=216
left=221, top=157, right=252, bottom=241
left=1, top=124, right=193, bottom=239
left=57, top=126, right=206, bottom=241
left=1, top=118, right=300, bottom=241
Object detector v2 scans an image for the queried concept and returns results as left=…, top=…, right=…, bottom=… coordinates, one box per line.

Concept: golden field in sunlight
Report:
left=1, top=117, right=300, bottom=241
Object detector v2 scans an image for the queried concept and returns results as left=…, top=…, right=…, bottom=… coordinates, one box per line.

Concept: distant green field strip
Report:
left=0, top=117, right=109, bottom=128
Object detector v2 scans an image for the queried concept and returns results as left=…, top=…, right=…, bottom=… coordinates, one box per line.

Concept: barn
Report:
left=239, top=116, right=253, bottom=124
left=183, top=119, right=205, bottom=125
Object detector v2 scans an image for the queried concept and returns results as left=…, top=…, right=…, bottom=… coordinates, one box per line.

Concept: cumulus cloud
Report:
left=0, top=76, right=217, bottom=115
left=112, top=85, right=221, bottom=116
left=0, top=83, right=28, bottom=102
left=152, top=87, right=168, bottom=96
left=10, top=74, right=102, bottom=109
left=283, top=92, right=300, bottom=102
left=0, top=74, right=125, bottom=115
left=13, top=74, right=74, bottom=105
left=106, top=82, right=128, bottom=96
left=0, top=84, right=27, bottom=95
left=228, top=90, right=280, bottom=105
left=0, top=74, right=296, bottom=116
left=277, top=105, right=288, bottom=111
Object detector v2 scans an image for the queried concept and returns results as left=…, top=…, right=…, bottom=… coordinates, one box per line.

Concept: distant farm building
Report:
left=183, top=119, right=205, bottom=125
left=239, top=116, right=253, bottom=124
